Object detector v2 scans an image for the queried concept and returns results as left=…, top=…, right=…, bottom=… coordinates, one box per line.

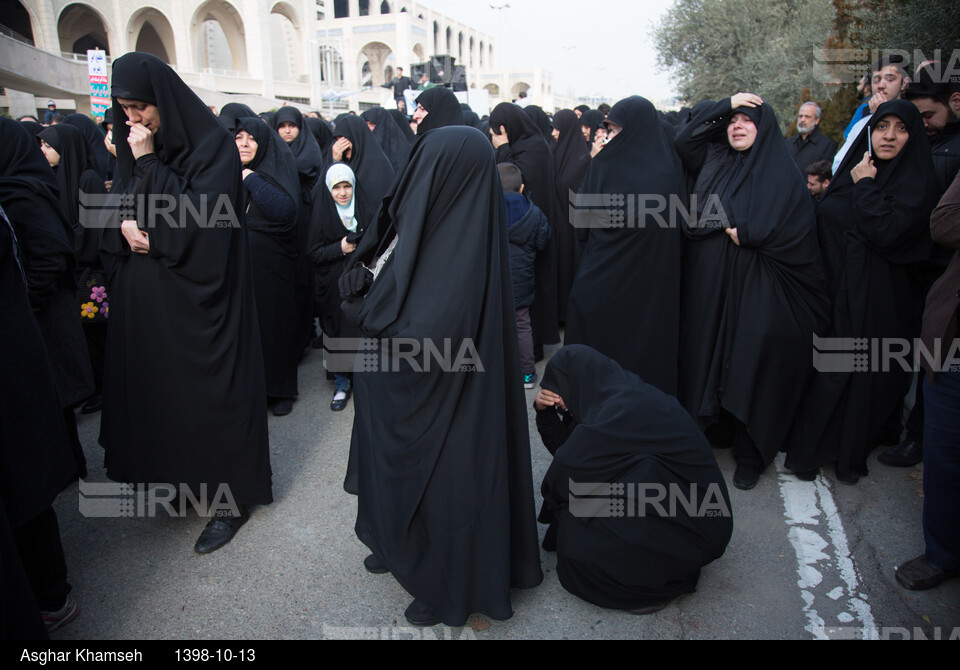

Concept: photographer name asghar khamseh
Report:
left=21, top=649, right=143, bottom=664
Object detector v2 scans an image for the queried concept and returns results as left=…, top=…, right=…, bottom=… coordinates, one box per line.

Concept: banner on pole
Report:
left=88, top=50, right=109, bottom=118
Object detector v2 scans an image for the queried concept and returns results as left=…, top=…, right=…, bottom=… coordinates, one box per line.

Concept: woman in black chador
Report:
left=535, top=345, right=733, bottom=613
left=272, top=106, right=324, bottom=357
left=340, top=126, right=543, bottom=627
left=489, top=102, right=562, bottom=350
left=411, top=87, right=464, bottom=135
left=360, top=106, right=410, bottom=173
left=99, top=53, right=272, bottom=554
left=235, top=117, right=301, bottom=416
left=1, top=119, right=93, bottom=479
left=551, top=109, right=590, bottom=322
left=38, top=123, right=108, bottom=415
left=565, top=97, right=685, bottom=395
left=329, top=115, right=395, bottom=214
left=787, top=100, right=937, bottom=484
left=674, top=94, right=830, bottom=491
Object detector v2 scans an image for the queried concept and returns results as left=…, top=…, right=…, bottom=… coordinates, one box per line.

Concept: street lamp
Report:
left=489, top=3, right=509, bottom=69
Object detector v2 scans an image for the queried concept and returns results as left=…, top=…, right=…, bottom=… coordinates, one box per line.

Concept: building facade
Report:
left=2, top=0, right=569, bottom=116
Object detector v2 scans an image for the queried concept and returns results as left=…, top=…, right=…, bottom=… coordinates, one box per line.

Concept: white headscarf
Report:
left=325, top=163, right=357, bottom=232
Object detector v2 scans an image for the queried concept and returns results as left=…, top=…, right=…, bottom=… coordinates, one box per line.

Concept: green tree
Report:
left=653, top=0, right=843, bottom=131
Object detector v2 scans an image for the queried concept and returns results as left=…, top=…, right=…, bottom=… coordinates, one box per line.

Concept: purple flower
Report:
left=90, top=286, right=107, bottom=303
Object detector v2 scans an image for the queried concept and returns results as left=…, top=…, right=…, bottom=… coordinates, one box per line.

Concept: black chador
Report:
left=537, top=345, right=733, bottom=611
left=787, top=100, right=937, bottom=482
left=489, top=102, right=562, bottom=347
left=99, top=53, right=272, bottom=507
left=344, top=127, right=543, bottom=626
left=236, top=117, right=302, bottom=402
left=674, top=99, right=830, bottom=477
left=551, top=109, right=589, bottom=323
left=566, top=97, right=685, bottom=395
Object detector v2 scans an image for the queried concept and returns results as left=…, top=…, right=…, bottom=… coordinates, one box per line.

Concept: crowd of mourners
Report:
left=2, top=48, right=958, bottom=637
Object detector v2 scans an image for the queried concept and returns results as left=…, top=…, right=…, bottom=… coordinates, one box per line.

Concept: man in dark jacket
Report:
left=880, top=62, right=960, bottom=468
left=382, top=67, right=414, bottom=110
left=498, top=162, right=551, bottom=388
left=787, top=102, right=836, bottom=171
left=895, top=171, right=960, bottom=591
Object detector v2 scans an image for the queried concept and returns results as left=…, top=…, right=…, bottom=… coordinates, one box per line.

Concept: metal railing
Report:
left=0, top=23, right=34, bottom=46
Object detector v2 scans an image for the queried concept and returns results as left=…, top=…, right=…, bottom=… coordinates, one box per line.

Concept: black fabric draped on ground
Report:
left=99, top=52, right=272, bottom=505
left=674, top=98, right=830, bottom=465
left=537, top=345, right=733, bottom=610
left=236, top=116, right=301, bottom=400
left=344, top=126, right=543, bottom=626
left=565, top=97, right=685, bottom=395
left=490, top=102, right=561, bottom=347
left=787, top=100, right=938, bottom=480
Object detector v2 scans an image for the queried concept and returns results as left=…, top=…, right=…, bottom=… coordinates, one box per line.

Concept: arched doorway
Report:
left=191, top=0, right=248, bottom=72
left=128, top=8, right=176, bottom=64
left=58, top=3, right=110, bottom=56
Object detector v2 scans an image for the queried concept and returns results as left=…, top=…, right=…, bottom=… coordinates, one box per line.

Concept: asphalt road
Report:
left=51, top=343, right=959, bottom=641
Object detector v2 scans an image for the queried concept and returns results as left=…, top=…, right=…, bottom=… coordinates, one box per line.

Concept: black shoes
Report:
left=836, top=470, right=861, bottom=485
left=792, top=468, right=819, bottom=482
left=331, top=389, right=351, bottom=412
left=363, top=554, right=389, bottom=575
left=404, top=599, right=441, bottom=627
left=878, top=439, right=923, bottom=467
left=895, top=555, right=960, bottom=591
left=272, top=398, right=294, bottom=417
left=194, top=506, right=250, bottom=554
left=733, top=462, right=760, bottom=490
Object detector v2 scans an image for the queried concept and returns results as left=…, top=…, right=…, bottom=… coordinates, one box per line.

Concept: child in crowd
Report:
left=498, top=162, right=552, bottom=388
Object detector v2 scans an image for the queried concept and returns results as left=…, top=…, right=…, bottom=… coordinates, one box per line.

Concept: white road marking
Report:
left=778, top=468, right=878, bottom=639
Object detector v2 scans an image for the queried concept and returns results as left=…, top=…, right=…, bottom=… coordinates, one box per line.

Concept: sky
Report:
left=414, top=0, right=680, bottom=104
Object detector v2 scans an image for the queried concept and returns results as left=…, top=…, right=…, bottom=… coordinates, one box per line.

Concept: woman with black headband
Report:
left=675, top=93, right=830, bottom=491
left=100, top=52, right=272, bottom=554
left=788, top=100, right=938, bottom=484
